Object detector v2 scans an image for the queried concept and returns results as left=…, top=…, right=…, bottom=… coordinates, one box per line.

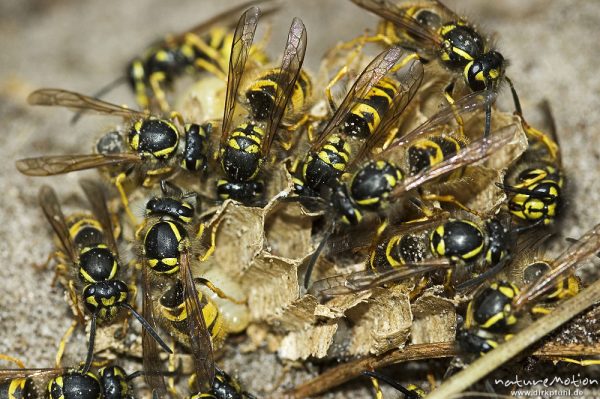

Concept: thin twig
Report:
left=426, top=278, right=600, bottom=399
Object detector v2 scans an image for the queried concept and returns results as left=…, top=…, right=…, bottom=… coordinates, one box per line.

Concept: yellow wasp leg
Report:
left=420, top=193, right=482, bottom=217
left=443, top=81, right=465, bottom=138
left=0, top=354, right=25, bottom=368
left=370, top=374, right=384, bottom=399
left=149, top=71, right=170, bottom=113
left=196, top=277, right=246, bottom=305
left=55, top=320, right=77, bottom=368
left=555, top=357, right=600, bottom=366
left=114, top=172, right=139, bottom=226
left=197, top=215, right=226, bottom=262
left=68, top=279, right=86, bottom=325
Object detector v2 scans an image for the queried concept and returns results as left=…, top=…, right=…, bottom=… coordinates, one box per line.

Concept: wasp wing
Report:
left=38, top=185, right=79, bottom=265
left=347, top=54, right=424, bottom=170
left=221, top=6, right=261, bottom=148
left=350, top=0, right=444, bottom=47
left=311, top=46, right=407, bottom=152
left=16, top=153, right=142, bottom=176
left=27, top=89, right=147, bottom=119
left=310, top=257, right=452, bottom=297
left=141, top=261, right=167, bottom=397
left=391, top=122, right=517, bottom=197
left=180, top=248, right=215, bottom=391
left=262, top=17, right=307, bottom=157
left=78, top=179, right=119, bottom=256
left=514, top=222, right=600, bottom=310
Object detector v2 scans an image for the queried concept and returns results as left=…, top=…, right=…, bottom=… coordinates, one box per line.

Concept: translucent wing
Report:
left=0, top=368, right=66, bottom=382
left=180, top=248, right=215, bottom=391
left=38, top=185, right=79, bottom=264
left=391, top=122, right=517, bottom=197
left=514, top=222, right=600, bottom=310
left=16, top=153, right=142, bottom=176
left=309, top=257, right=452, bottom=297
left=141, top=261, right=167, bottom=396
left=221, top=6, right=261, bottom=148
left=392, top=90, right=496, bottom=148
left=311, top=46, right=407, bottom=152
left=347, top=55, right=424, bottom=170
left=78, top=179, right=119, bottom=256
left=27, top=88, right=147, bottom=119
left=262, top=17, right=307, bottom=157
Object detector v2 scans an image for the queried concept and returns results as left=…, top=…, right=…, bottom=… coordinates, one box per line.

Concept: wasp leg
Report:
left=114, top=172, right=139, bottom=226
left=55, top=320, right=77, bottom=368
left=555, top=358, right=600, bottom=366
left=197, top=215, right=226, bottom=262
left=184, top=34, right=228, bottom=81
left=0, top=354, right=26, bottom=368
left=420, top=193, right=483, bottom=217
left=443, top=80, right=466, bottom=138
left=149, top=71, right=170, bottom=113
left=68, top=279, right=86, bottom=325
left=195, top=277, right=246, bottom=305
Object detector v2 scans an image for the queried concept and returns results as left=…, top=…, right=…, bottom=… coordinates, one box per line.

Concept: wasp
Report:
left=138, top=181, right=248, bottom=394
left=291, top=46, right=423, bottom=199
left=16, top=89, right=214, bottom=225
left=217, top=7, right=307, bottom=203
left=300, top=88, right=517, bottom=287
left=188, top=368, right=257, bottom=399
left=457, top=222, right=600, bottom=356
left=38, top=180, right=171, bottom=374
left=349, top=0, right=509, bottom=139
left=0, top=361, right=146, bottom=399
left=79, top=1, right=273, bottom=116
left=309, top=203, right=514, bottom=298
left=500, top=91, right=564, bottom=230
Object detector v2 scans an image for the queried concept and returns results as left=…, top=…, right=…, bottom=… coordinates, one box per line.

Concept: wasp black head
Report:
left=485, top=218, right=512, bottom=267
left=465, top=50, right=505, bottom=92
left=83, top=280, right=129, bottom=317
left=145, top=196, right=194, bottom=224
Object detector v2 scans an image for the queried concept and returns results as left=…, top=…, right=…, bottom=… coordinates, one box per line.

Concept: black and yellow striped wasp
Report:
left=348, top=0, right=509, bottom=139
left=500, top=93, right=564, bottom=231
left=79, top=0, right=273, bottom=116
left=458, top=222, right=600, bottom=357
left=216, top=6, right=307, bottom=203
left=0, top=354, right=146, bottom=399
left=16, top=89, right=213, bottom=225
left=37, top=180, right=171, bottom=375
left=309, top=202, right=514, bottom=298
left=137, top=181, right=246, bottom=395
left=299, top=87, right=517, bottom=288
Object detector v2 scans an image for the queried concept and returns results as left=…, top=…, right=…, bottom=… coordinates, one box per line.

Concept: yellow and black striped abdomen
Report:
left=0, top=378, right=35, bottom=399
left=158, top=280, right=226, bottom=348
left=369, top=233, right=427, bottom=271
left=245, top=68, right=312, bottom=121
left=65, top=213, right=106, bottom=249
left=407, top=135, right=463, bottom=175
left=342, top=76, right=400, bottom=138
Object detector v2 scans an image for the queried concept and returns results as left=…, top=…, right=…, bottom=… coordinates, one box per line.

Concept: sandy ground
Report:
left=1, top=0, right=599, bottom=397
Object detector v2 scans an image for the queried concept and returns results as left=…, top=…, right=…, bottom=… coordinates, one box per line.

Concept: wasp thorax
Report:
left=128, top=118, right=179, bottom=159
